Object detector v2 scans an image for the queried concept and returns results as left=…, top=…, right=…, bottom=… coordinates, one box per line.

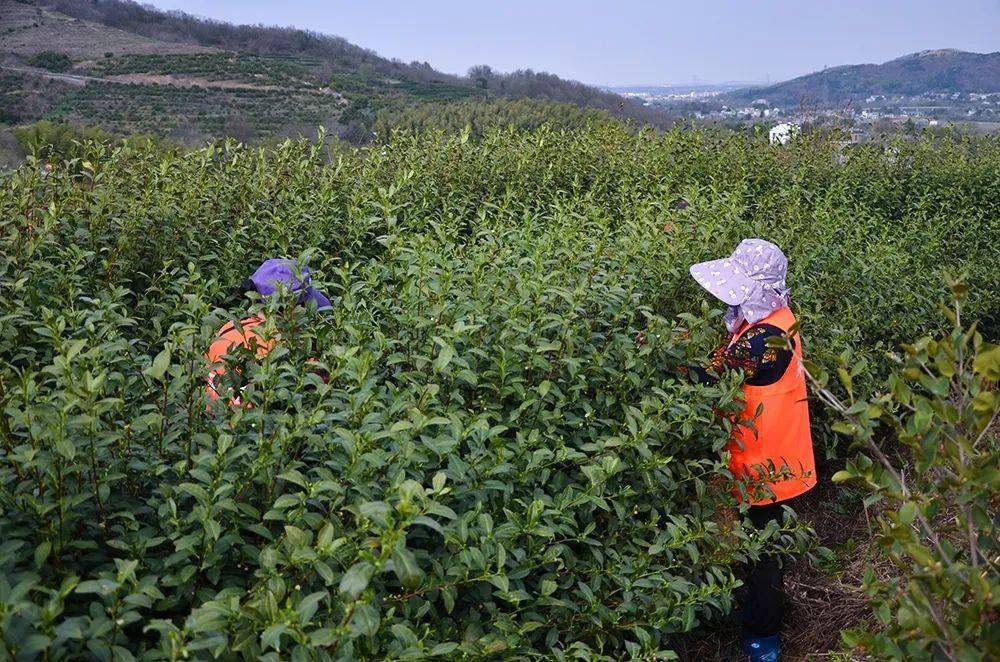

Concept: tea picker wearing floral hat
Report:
left=206, top=258, right=331, bottom=406
left=687, top=239, right=817, bottom=662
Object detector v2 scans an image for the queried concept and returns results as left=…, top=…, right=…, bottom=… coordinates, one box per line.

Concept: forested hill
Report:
left=0, top=0, right=667, bottom=143
left=725, top=49, right=1000, bottom=106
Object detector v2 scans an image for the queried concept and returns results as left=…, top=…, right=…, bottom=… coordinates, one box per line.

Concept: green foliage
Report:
left=45, top=82, right=348, bottom=143
left=27, top=51, right=72, bottom=73
left=375, top=98, right=619, bottom=139
left=0, top=74, right=29, bottom=124
left=324, top=74, right=475, bottom=103
left=35, top=65, right=477, bottom=144
left=0, top=134, right=817, bottom=659
left=91, top=53, right=314, bottom=87
left=0, top=125, right=996, bottom=657
left=12, top=120, right=115, bottom=162
left=10, top=120, right=174, bottom=164
left=817, top=284, right=998, bottom=660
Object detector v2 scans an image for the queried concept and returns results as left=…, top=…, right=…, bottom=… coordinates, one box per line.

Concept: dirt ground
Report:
left=103, top=73, right=286, bottom=91
left=0, top=0, right=213, bottom=59
left=100, top=74, right=347, bottom=103
left=676, top=462, right=881, bottom=661
left=778, top=475, right=880, bottom=661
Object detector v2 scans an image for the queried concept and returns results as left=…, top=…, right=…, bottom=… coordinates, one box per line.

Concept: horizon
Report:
left=612, top=48, right=998, bottom=89
left=145, top=1, right=999, bottom=87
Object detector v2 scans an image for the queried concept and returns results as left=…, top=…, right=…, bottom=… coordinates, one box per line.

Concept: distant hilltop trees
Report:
left=724, top=49, right=1000, bottom=107
left=375, top=98, right=620, bottom=139
left=464, top=65, right=671, bottom=127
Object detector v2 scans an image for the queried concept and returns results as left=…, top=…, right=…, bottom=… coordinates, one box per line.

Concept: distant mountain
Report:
left=603, top=83, right=752, bottom=95
left=1, top=0, right=667, bottom=143
left=725, top=49, right=1000, bottom=107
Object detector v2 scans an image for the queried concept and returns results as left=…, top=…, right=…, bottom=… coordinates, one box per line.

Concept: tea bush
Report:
left=374, top=98, right=618, bottom=140
left=91, top=54, right=313, bottom=87
left=0, top=125, right=997, bottom=658
left=27, top=51, right=72, bottom=74
left=812, top=284, right=999, bottom=660
left=48, top=83, right=348, bottom=142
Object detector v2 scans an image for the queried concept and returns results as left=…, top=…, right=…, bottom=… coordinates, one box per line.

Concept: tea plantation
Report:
left=0, top=126, right=996, bottom=659
left=91, top=53, right=316, bottom=87
left=47, top=82, right=349, bottom=141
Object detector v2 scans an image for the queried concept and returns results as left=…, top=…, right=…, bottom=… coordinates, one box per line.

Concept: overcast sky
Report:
left=149, top=1, right=999, bottom=86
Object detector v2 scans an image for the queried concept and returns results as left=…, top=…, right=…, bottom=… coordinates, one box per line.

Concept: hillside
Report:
left=26, top=0, right=457, bottom=84
left=0, top=0, right=213, bottom=58
left=0, top=0, right=666, bottom=143
left=726, top=49, right=1000, bottom=107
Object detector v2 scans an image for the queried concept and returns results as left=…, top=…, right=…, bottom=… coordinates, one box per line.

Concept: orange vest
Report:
left=727, top=307, right=816, bottom=505
left=206, top=315, right=274, bottom=404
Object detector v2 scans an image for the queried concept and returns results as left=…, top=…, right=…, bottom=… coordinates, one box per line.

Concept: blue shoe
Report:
left=743, top=634, right=780, bottom=662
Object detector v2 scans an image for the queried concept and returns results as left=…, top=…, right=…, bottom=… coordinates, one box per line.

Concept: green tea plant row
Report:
left=91, top=53, right=314, bottom=87
left=817, top=286, right=998, bottom=661
left=326, top=73, right=475, bottom=102
left=47, top=82, right=348, bottom=141
left=0, top=125, right=997, bottom=659
left=374, top=98, right=617, bottom=140
left=41, top=74, right=475, bottom=143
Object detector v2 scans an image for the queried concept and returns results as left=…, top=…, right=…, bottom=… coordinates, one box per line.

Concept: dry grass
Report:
left=780, top=474, right=884, bottom=661
left=100, top=74, right=347, bottom=105
left=103, top=73, right=286, bottom=91
left=676, top=463, right=888, bottom=661
left=0, top=0, right=212, bottom=59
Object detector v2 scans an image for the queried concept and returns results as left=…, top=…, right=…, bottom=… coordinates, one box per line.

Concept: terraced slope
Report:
left=1, top=0, right=659, bottom=144
left=0, top=1, right=478, bottom=142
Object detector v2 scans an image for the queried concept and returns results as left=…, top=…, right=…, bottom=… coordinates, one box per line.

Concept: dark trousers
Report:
left=741, top=501, right=788, bottom=638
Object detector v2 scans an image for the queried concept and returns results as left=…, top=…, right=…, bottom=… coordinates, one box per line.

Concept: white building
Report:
left=769, top=122, right=800, bottom=146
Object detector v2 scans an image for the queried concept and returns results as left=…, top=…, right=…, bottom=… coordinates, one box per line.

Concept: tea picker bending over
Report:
left=686, top=239, right=817, bottom=662
left=206, top=258, right=331, bottom=406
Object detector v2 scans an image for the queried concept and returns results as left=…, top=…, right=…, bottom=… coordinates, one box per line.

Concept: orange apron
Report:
left=727, top=307, right=817, bottom=505
left=206, top=315, right=273, bottom=405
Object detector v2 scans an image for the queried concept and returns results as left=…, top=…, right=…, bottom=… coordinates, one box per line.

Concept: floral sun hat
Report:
left=689, top=239, right=790, bottom=331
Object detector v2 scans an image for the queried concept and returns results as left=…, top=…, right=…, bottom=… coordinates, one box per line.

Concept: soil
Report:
left=676, top=460, right=883, bottom=661
left=99, top=74, right=346, bottom=104
left=103, top=73, right=286, bottom=91
left=0, top=0, right=213, bottom=59
left=779, top=471, right=880, bottom=660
